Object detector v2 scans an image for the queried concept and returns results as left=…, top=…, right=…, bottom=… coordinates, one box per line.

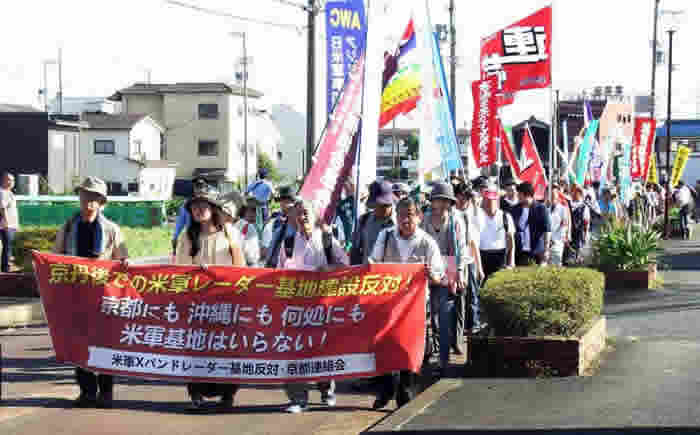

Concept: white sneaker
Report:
left=285, top=403, right=308, bottom=414
left=321, top=393, right=337, bottom=407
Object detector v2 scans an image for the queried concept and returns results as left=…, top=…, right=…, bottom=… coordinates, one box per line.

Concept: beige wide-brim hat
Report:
left=75, top=176, right=108, bottom=203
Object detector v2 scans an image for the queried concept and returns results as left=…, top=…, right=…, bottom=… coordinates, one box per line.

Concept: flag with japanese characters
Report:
left=325, top=0, right=366, bottom=116
left=633, top=117, right=657, bottom=180
left=500, top=121, right=521, bottom=178
left=471, top=77, right=498, bottom=168
left=32, top=252, right=427, bottom=384
left=519, top=123, right=548, bottom=200
left=480, top=6, right=552, bottom=93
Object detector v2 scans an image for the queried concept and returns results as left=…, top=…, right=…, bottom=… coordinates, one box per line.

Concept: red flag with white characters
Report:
left=470, top=77, right=499, bottom=167
left=633, top=118, right=657, bottom=180
left=519, top=124, right=548, bottom=200
left=480, top=6, right=552, bottom=93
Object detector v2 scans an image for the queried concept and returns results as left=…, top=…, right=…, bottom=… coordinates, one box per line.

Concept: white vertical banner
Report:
left=417, top=4, right=442, bottom=183
left=356, top=0, right=383, bottom=195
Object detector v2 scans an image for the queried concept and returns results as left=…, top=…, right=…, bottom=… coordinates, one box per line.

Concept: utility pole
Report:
left=650, top=0, right=660, bottom=119
left=58, top=46, right=63, bottom=114
left=664, top=29, right=675, bottom=239
left=231, top=32, right=249, bottom=187
left=306, top=0, right=317, bottom=175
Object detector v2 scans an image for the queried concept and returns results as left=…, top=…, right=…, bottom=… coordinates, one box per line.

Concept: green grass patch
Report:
left=13, top=225, right=173, bottom=271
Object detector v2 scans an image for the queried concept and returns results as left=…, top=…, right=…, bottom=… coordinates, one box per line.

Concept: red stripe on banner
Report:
left=32, top=251, right=426, bottom=384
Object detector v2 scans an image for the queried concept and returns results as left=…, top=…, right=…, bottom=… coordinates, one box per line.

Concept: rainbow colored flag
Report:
left=379, top=19, right=420, bottom=127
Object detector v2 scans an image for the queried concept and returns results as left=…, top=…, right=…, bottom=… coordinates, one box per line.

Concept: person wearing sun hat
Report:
left=53, top=176, right=129, bottom=409
left=218, top=194, right=260, bottom=267
left=175, top=186, right=245, bottom=411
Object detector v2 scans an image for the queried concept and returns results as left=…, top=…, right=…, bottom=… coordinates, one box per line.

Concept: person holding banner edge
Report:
left=369, top=197, right=445, bottom=409
left=53, top=176, right=129, bottom=409
left=174, top=186, right=246, bottom=411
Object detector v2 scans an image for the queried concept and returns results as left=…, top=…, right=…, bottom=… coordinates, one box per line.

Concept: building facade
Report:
left=108, top=82, right=277, bottom=186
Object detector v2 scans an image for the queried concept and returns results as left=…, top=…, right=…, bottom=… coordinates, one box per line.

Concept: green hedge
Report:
left=481, top=266, right=604, bottom=337
left=13, top=226, right=60, bottom=272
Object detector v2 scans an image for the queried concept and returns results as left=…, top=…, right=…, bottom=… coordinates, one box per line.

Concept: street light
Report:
left=230, top=31, right=249, bottom=188
left=662, top=10, right=682, bottom=238
left=41, top=59, right=57, bottom=113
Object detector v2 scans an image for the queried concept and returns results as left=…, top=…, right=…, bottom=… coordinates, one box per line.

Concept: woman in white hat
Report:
left=174, top=186, right=246, bottom=411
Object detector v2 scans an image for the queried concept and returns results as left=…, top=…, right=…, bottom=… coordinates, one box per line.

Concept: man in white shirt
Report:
left=675, top=180, right=693, bottom=239
left=478, top=185, right=515, bottom=280
left=369, top=197, right=443, bottom=410
left=546, top=184, right=569, bottom=266
left=0, top=172, right=19, bottom=272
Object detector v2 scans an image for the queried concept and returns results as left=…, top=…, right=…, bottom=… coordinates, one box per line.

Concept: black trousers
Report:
left=0, top=228, right=14, bottom=273
left=376, top=370, right=416, bottom=406
left=75, top=367, right=113, bottom=397
left=516, top=251, right=539, bottom=267
left=480, top=249, right=506, bottom=282
left=187, top=383, right=239, bottom=400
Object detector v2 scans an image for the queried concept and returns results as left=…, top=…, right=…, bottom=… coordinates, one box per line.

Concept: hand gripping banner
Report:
left=33, top=252, right=426, bottom=384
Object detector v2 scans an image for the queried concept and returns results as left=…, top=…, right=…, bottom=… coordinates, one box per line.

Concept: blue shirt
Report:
left=173, top=205, right=191, bottom=243
left=246, top=179, right=273, bottom=204
left=599, top=200, right=616, bottom=217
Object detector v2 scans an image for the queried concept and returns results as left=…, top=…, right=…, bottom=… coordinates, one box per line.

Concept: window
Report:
left=128, top=183, right=139, bottom=193
left=133, top=139, right=142, bottom=156
left=198, top=140, right=219, bottom=156
left=94, top=139, right=115, bottom=154
left=198, top=103, right=219, bottom=119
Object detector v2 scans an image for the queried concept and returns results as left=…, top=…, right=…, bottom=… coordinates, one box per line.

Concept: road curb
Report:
left=366, top=379, right=462, bottom=433
left=0, top=298, right=45, bottom=328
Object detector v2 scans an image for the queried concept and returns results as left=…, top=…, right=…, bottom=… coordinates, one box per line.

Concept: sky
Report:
left=1, top=0, right=698, bottom=127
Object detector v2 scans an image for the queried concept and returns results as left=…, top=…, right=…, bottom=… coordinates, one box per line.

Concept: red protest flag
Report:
left=480, top=6, right=552, bottom=93
left=470, top=77, right=499, bottom=167
left=498, top=119, right=521, bottom=176
left=519, top=124, right=549, bottom=200
left=634, top=117, right=657, bottom=180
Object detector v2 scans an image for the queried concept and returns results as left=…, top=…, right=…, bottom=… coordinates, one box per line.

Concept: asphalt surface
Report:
left=368, top=238, right=700, bottom=434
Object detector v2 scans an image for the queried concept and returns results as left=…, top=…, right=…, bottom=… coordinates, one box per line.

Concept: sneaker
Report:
left=372, top=395, right=391, bottom=410
left=321, top=392, right=337, bottom=407
left=72, top=394, right=97, bottom=408
left=187, top=395, right=206, bottom=412
left=285, top=402, right=308, bottom=414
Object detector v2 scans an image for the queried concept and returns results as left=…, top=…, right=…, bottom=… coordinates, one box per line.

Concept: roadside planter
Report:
left=466, top=266, right=606, bottom=377
left=593, top=220, right=662, bottom=290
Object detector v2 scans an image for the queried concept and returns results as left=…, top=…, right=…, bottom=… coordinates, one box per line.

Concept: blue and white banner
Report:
left=325, top=0, right=366, bottom=116
left=428, top=24, right=463, bottom=174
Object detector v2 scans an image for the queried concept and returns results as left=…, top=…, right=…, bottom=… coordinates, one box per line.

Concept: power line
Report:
left=267, top=0, right=310, bottom=11
left=164, top=0, right=305, bottom=32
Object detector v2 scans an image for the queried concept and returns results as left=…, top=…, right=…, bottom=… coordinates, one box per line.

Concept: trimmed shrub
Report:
left=481, top=266, right=604, bottom=337
left=13, top=226, right=60, bottom=272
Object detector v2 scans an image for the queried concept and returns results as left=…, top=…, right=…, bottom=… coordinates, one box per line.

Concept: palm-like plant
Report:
left=592, top=218, right=662, bottom=271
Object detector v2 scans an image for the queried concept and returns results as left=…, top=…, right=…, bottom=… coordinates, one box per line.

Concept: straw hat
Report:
left=75, top=176, right=108, bottom=203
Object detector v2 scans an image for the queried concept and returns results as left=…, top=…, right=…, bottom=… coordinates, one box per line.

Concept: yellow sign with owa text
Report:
left=671, top=145, right=691, bottom=188
left=329, top=8, right=363, bottom=30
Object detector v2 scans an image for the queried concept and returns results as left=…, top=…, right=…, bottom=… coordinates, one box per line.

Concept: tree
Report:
left=405, top=133, right=419, bottom=160
left=257, top=151, right=285, bottom=183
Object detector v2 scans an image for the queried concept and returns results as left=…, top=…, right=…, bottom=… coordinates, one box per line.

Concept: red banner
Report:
left=471, top=77, right=498, bottom=167
left=33, top=251, right=426, bottom=384
left=480, top=6, right=552, bottom=93
left=499, top=119, right=521, bottom=176
left=300, top=55, right=365, bottom=224
left=634, top=117, right=657, bottom=181
left=519, top=125, right=548, bottom=200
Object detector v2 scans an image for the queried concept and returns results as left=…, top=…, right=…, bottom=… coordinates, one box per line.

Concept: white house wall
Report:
left=80, top=129, right=140, bottom=188
left=139, top=167, right=177, bottom=200
left=47, top=130, right=80, bottom=194
left=130, top=118, right=162, bottom=161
